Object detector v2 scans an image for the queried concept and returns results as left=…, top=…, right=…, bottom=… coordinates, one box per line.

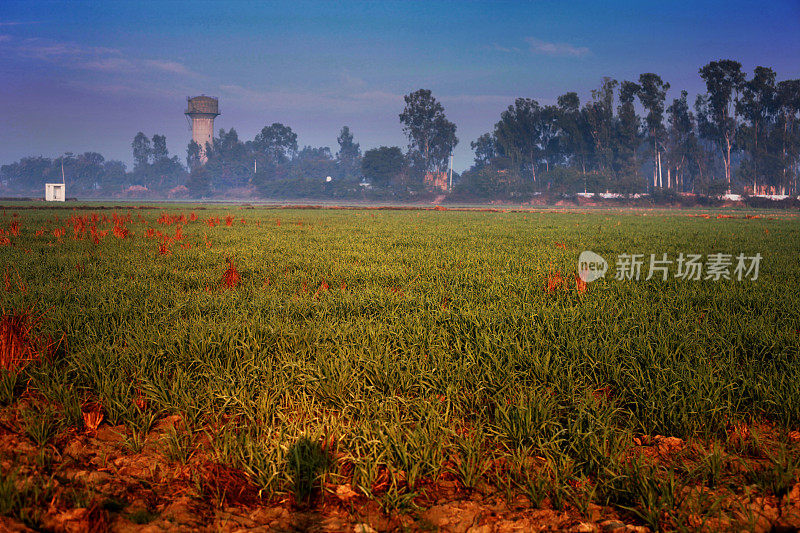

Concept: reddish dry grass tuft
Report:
left=112, top=222, right=129, bottom=239
left=200, top=462, right=261, bottom=506
left=133, top=388, right=148, bottom=411
left=81, top=401, right=104, bottom=431
left=222, top=261, right=240, bottom=289
left=89, top=226, right=101, bottom=245
left=313, top=280, right=330, bottom=300
left=0, top=309, right=53, bottom=373
left=575, top=273, right=587, bottom=294
left=547, top=270, right=588, bottom=295
left=83, top=500, right=111, bottom=532
left=547, top=271, right=565, bottom=293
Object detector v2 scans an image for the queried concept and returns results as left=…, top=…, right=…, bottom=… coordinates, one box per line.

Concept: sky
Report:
left=1, top=0, right=799, bottom=172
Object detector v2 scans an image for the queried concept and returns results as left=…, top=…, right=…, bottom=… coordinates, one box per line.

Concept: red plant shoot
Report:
left=575, top=273, right=587, bottom=294
left=222, top=260, right=240, bottom=289
left=547, top=271, right=565, bottom=293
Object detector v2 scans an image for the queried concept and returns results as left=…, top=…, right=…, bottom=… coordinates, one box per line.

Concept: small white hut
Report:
left=45, top=183, right=66, bottom=202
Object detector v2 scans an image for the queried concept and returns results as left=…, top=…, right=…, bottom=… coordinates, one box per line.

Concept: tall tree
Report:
left=539, top=105, right=561, bottom=173
left=583, top=78, right=618, bottom=176
left=206, top=128, right=249, bottom=187
left=254, top=123, right=298, bottom=165
left=775, top=80, right=800, bottom=194
left=470, top=133, right=499, bottom=168
left=102, top=160, right=127, bottom=189
left=556, top=92, right=589, bottom=175
left=637, top=73, right=670, bottom=188
left=291, top=146, right=338, bottom=181
left=737, top=67, right=777, bottom=192
left=73, top=152, right=106, bottom=191
left=186, top=141, right=201, bottom=170
left=362, top=146, right=406, bottom=188
left=494, top=98, right=543, bottom=182
left=616, top=81, right=641, bottom=180
left=336, top=126, right=361, bottom=180
left=698, top=60, right=745, bottom=190
left=666, top=90, right=696, bottom=191
left=399, top=89, right=458, bottom=173
left=151, top=134, right=169, bottom=162
left=132, top=132, right=151, bottom=173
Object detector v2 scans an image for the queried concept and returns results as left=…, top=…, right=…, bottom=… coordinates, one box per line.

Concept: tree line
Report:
left=461, top=60, right=799, bottom=199
left=184, top=88, right=457, bottom=198
left=1, top=59, right=798, bottom=199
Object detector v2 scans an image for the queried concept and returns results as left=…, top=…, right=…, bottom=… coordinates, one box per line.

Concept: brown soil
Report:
left=2, top=399, right=800, bottom=532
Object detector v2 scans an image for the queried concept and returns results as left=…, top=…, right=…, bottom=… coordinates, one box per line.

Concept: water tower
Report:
left=185, top=95, right=220, bottom=164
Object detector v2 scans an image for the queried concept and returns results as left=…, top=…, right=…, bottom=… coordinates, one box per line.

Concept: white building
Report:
left=45, top=183, right=65, bottom=202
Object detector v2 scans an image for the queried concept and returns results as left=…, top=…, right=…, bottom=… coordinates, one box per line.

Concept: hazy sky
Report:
left=1, top=0, right=799, bottom=172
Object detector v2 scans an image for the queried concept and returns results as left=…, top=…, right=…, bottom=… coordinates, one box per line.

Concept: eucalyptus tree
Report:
left=697, top=60, right=746, bottom=190
left=583, top=78, right=618, bottom=176
left=254, top=123, right=299, bottom=165
left=132, top=132, right=152, bottom=173
left=617, top=81, right=642, bottom=180
left=336, top=126, right=362, bottom=180
left=539, top=105, right=562, bottom=173
left=775, top=79, right=800, bottom=193
left=638, top=73, right=670, bottom=188
left=205, top=128, right=251, bottom=188
left=470, top=133, right=500, bottom=168
left=151, top=134, right=169, bottom=163
left=556, top=92, right=589, bottom=175
left=737, top=67, right=777, bottom=191
left=399, top=89, right=458, bottom=173
left=666, top=90, right=696, bottom=191
left=494, top=98, right=543, bottom=182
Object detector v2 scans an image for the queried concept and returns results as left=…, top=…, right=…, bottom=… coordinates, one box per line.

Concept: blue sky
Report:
left=1, top=0, right=799, bottom=172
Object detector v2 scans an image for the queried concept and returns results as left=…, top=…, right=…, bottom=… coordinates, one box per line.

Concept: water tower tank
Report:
left=185, top=96, right=220, bottom=164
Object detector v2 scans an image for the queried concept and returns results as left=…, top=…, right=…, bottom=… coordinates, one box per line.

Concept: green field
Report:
left=1, top=205, right=799, bottom=530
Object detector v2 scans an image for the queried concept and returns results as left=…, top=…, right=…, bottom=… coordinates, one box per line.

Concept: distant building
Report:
left=185, top=96, right=220, bottom=164
left=424, top=171, right=449, bottom=192
left=45, top=183, right=65, bottom=202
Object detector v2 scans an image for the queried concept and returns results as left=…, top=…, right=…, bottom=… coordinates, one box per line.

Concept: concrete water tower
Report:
left=185, top=95, right=220, bottom=164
